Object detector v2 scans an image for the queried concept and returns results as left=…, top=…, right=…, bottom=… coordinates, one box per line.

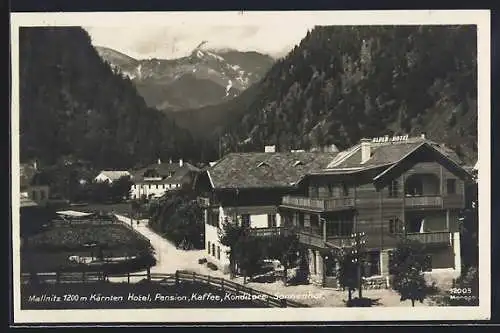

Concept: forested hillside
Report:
left=19, top=27, right=198, bottom=170
left=188, top=25, right=477, bottom=164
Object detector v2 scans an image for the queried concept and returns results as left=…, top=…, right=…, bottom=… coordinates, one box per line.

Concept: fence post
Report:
left=56, top=271, right=60, bottom=284
left=82, top=271, right=86, bottom=283
left=281, top=298, right=287, bottom=308
left=175, top=271, right=179, bottom=286
left=221, top=278, right=224, bottom=293
left=127, top=271, right=130, bottom=284
left=208, top=275, right=211, bottom=285
left=192, top=272, right=196, bottom=283
left=147, top=267, right=151, bottom=281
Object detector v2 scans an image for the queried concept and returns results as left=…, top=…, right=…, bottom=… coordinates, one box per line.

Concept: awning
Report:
left=56, top=210, right=95, bottom=217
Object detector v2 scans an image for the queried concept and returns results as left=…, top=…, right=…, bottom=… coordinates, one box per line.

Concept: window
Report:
left=389, top=217, right=404, bottom=234
left=32, top=191, right=37, bottom=200
left=310, top=186, right=319, bottom=198
left=40, top=190, right=45, bottom=200
left=212, top=244, right=216, bottom=257
left=268, top=214, right=277, bottom=228
left=241, top=214, right=250, bottom=228
left=447, top=179, right=457, bottom=194
left=207, top=241, right=211, bottom=253
left=388, top=180, right=399, bottom=197
left=217, top=246, right=221, bottom=260
left=156, top=184, right=159, bottom=189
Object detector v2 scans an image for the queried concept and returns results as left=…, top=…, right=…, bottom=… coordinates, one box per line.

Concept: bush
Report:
left=207, top=262, right=218, bottom=271
left=198, top=258, right=208, bottom=265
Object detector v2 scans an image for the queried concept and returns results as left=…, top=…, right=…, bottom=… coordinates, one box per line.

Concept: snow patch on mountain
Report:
left=225, top=80, right=233, bottom=96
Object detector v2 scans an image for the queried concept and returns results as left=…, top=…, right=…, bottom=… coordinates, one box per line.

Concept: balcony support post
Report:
left=446, top=209, right=450, bottom=231
left=322, top=214, right=327, bottom=243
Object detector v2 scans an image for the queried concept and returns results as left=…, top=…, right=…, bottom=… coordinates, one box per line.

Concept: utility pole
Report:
left=351, top=231, right=367, bottom=299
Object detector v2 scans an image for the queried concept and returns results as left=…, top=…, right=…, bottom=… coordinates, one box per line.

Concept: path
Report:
left=112, top=214, right=226, bottom=281
left=111, top=214, right=435, bottom=307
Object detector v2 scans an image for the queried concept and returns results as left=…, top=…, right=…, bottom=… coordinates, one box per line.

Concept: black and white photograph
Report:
left=10, top=10, right=490, bottom=324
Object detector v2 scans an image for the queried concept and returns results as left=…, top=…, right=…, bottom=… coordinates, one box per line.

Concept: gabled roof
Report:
left=96, top=170, right=131, bottom=181
left=323, top=137, right=464, bottom=172
left=132, top=161, right=201, bottom=184
left=207, top=152, right=338, bottom=189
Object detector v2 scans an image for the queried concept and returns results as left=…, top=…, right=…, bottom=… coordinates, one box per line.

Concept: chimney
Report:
left=360, top=138, right=372, bottom=164
left=179, top=158, right=184, bottom=167
left=157, top=158, right=161, bottom=165
left=264, top=145, right=276, bottom=153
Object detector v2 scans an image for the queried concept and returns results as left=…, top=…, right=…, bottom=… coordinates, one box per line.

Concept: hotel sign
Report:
left=371, top=134, right=409, bottom=143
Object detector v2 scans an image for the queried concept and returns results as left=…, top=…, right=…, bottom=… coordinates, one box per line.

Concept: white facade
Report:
left=204, top=205, right=283, bottom=273
left=23, top=185, right=50, bottom=206
left=130, top=182, right=180, bottom=199
left=94, top=171, right=131, bottom=184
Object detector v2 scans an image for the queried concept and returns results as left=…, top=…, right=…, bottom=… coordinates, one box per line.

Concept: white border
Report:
left=10, top=10, right=491, bottom=324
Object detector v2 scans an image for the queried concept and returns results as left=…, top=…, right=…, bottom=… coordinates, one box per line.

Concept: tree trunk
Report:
left=411, top=299, right=415, bottom=307
left=348, top=288, right=352, bottom=301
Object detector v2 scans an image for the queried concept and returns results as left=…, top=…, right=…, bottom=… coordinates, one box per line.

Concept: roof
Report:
left=323, top=137, right=464, bottom=172
left=56, top=210, right=95, bottom=217
left=207, top=152, right=338, bottom=189
left=96, top=170, right=131, bottom=181
left=132, top=161, right=201, bottom=184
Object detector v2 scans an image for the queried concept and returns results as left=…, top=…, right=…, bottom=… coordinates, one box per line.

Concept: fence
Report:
left=21, top=270, right=306, bottom=308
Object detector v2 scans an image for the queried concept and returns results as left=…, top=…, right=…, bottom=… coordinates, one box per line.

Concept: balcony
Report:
left=406, top=231, right=451, bottom=246
left=404, top=195, right=443, bottom=208
left=249, top=227, right=292, bottom=238
left=296, top=229, right=354, bottom=249
left=281, top=195, right=355, bottom=212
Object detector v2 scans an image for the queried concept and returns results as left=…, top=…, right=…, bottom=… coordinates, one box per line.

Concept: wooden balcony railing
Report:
left=282, top=196, right=355, bottom=212
left=404, top=195, right=443, bottom=208
left=405, top=231, right=451, bottom=245
left=296, top=229, right=355, bottom=249
left=249, top=227, right=292, bottom=238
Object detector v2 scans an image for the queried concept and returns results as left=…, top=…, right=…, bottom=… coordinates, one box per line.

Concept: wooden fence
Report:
left=21, top=270, right=306, bottom=308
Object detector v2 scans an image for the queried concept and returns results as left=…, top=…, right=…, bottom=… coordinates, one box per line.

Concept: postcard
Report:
left=10, top=9, right=491, bottom=324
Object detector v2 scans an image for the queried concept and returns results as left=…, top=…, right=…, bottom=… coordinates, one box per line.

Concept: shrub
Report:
left=207, top=262, right=218, bottom=271
left=198, top=258, right=208, bottom=265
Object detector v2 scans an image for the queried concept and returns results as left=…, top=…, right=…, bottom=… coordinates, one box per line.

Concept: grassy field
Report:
left=22, top=222, right=154, bottom=273
left=21, top=280, right=269, bottom=309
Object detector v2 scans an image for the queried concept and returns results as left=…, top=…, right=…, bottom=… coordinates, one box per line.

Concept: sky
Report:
left=83, top=25, right=314, bottom=60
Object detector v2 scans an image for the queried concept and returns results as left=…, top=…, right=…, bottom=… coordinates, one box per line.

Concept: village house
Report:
left=278, top=134, right=473, bottom=287
left=94, top=170, right=131, bottom=183
left=20, top=161, right=50, bottom=207
left=195, top=146, right=337, bottom=273
left=130, top=158, right=201, bottom=199
left=197, top=135, right=474, bottom=287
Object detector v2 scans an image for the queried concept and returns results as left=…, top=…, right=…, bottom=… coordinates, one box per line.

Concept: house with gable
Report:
left=20, top=161, right=51, bottom=207
left=197, top=135, right=474, bottom=287
left=130, top=158, right=201, bottom=199
left=195, top=146, right=337, bottom=273
left=279, top=134, right=474, bottom=287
